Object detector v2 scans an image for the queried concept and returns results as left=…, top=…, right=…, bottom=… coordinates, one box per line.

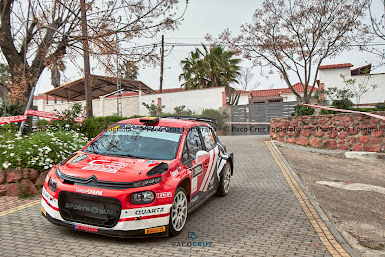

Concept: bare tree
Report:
left=367, top=0, right=385, bottom=64
left=0, top=0, right=186, bottom=104
left=237, top=67, right=261, bottom=91
left=207, top=0, right=368, bottom=103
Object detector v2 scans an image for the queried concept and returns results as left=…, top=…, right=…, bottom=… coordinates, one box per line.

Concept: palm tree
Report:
left=179, top=49, right=208, bottom=89
left=179, top=44, right=241, bottom=91
left=179, top=44, right=242, bottom=104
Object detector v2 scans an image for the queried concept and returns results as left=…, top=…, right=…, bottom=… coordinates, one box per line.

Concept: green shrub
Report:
left=0, top=103, right=24, bottom=117
left=292, top=104, right=315, bottom=116
left=174, top=105, right=194, bottom=116
left=0, top=130, right=88, bottom=170
left=0, top=123, right=19, bottom=133
left=81, top=115, right=130, bottom=139
left=375, top=102, right=385, bottom=111
left=142, top=100, right=165, bottom=116
left=319, top=109, right=336, bottom=115
left=36, top=119, right=49, bottom=127
left=331, top=99, right=353, bottom=110
left=201, top=109, right=223, bottom=129
left=50, top=103, right=83, bottom=132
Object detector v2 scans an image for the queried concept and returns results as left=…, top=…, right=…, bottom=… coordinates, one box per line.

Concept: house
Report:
left=318, top=63, right=385, bottom=106
left=248, top=83, right=320, bottom=103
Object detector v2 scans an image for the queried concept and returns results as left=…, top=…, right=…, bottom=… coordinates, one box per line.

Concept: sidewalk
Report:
left=277, top=141, right=385, bottom=257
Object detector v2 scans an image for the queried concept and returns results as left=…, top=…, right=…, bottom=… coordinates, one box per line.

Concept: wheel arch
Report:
left=177, top=178, right=191, bottom=202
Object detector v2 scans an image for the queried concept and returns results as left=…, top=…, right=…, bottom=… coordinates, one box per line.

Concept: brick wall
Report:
left=270, top=112, right=385, bottom=152
left=0, top=169, right=47, bottom=196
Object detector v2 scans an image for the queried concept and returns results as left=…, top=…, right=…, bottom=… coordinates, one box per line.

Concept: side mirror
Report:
left=195, top=150, right=209, bottom=164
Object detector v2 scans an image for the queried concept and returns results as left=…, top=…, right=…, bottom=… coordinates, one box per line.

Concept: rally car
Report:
left=41, top=117, right=233, bottom=237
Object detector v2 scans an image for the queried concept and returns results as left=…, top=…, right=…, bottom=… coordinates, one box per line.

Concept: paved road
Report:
left=0, top=136, right=331, bottom=256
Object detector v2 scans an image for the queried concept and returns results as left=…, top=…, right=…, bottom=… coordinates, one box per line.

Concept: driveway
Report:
left=0, top=136, right=351, bottom=256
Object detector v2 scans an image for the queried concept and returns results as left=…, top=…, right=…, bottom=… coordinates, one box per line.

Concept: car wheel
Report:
left=169, top=187, right=188, bottom=236
left=216, top=162, right=231, bottom=197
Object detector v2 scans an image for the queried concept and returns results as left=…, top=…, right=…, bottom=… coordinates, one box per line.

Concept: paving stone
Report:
left=0, top=136, right=332, bottom=256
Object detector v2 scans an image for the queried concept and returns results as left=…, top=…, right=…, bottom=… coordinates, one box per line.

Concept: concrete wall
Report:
left=270, top=112, right=385, bottom=152
left=319, top=68, right=385, bottom=104
left=139, top=87, right=226, bottom=115
left=37, top=95, right=139, bottom=117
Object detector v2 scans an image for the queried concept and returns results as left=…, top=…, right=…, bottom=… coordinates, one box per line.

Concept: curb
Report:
left=266, top=140, right=359, bottom=257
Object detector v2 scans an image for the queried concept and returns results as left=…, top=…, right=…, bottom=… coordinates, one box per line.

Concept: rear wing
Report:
left=162, top=116, right=217, bottom=125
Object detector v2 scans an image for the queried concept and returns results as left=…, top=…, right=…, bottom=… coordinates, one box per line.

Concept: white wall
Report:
left=319, top=68, right=385, bottom=104
left=37, top=95, right=139, bottom=117
left=280, top=93, right=298, bottom=102
left=139, top=87, right=226, bottom=115
left=238, top=93, right=249, bottom=105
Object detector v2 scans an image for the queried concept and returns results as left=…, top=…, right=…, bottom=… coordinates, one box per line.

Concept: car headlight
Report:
left=56, top=166, right=63, bottom=179
left=49, top=178, right=57, bottom=192
left=132, top=177, right=162, bottom=187
left=131, top=191, right=155, bottom=204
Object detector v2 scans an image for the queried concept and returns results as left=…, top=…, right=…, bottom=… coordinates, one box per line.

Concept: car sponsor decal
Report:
left=145, top=226, right=166, bottom=234
left=147, top=160, right=155, bottom=164
left=189, top=195, right=199, bottom=207
left=42, top=187, right=54, bottom=202
left=119, top=204, right=172, bottom=221
left=74, top=224, right=98, bottom=233
left=76, top=187, right=102, bottom=196
left=170, top=169, right=178, bottom=177
left=81, top=160, right=128, bottom=173
left=41, top=206, right=46, bottom=216
left=156, top=192, right=172, bottom=198
left=192, top=163, right=203, bottom=178
left=192, top=176, right=198, bottom=193
left=135, top=207, right=165, bottom=216
left=109, top=125, right=120, bottom=132
left=68, top=153, right=88, bottom=164
left=64, top=203, right=114, bottom=215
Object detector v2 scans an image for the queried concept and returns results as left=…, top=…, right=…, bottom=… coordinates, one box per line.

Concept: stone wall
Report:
left=0, top=169, right=47, bottom=196
left=270, top=112, right=385, bottom=152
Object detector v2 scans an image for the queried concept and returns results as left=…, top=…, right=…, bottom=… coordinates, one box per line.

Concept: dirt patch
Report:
left=278, top=145, right=385, bottom=257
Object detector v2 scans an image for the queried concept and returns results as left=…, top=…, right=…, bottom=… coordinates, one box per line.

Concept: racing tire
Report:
left=169, top=187, right=188, bottom=236
left=216, top=162, right=231, bottom=197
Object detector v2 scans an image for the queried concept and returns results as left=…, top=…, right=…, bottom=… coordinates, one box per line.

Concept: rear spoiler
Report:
left=162, top=116, right=217, bottom=125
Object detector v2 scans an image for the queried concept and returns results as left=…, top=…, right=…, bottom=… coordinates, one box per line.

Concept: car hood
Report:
left=58, top=151, right=176, bottom=182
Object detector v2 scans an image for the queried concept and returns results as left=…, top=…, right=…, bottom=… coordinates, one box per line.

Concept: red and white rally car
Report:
left=41, top=117, right=233, bottom=237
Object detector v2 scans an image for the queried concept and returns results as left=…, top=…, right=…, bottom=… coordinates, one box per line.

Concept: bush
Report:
left=375, top=102, right=385, bottom=111
left=331, top=99, right=353, bottom=110
left=81, top=116, right=126, bottom=139
left=36, top=119, right=49, bottom=127
left=174, top=105, right=194, bottom=116
left=80, top=115, right=144, bottom=139
left=201, top=109, right=223, bottom=129
left=292, top=104, right=315, bottom=116
left=0, top=103, right=24, bottom=117
left=0, top=130, right=88, bottom=170
left=50, top=103, right=83, bottom=132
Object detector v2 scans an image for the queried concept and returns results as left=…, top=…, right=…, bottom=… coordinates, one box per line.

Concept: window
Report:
left=185, top=127, right=203, bottom=160
left=200, top=126, right=216, bottom=150
left=181, top=143, right=189, bottom=163
left=84, top=124, right=182, bottom=160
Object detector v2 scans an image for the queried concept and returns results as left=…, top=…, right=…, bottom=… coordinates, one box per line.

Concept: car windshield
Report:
left=84, top=124, right=184, bottom=160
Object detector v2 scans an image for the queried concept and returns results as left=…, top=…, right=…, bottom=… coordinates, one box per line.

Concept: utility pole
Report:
left=116, top=32, right=122, bottom=117
left=159, top=35, right=164, bottom=93
left=80, top=0, right=93, bottom=117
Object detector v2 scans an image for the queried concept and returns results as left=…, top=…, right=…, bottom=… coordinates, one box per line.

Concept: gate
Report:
left=229, top=101, right=298, bottom=135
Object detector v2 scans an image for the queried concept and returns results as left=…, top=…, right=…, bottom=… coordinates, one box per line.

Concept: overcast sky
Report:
left=35, top=0, right=385, bottom=94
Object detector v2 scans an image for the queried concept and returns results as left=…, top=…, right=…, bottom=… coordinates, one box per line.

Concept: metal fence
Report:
left=228, top=101, right=298, bottom=135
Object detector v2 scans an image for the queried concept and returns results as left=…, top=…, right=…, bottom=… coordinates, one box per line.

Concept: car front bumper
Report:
left=41, top=187, right=172, bottom=238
